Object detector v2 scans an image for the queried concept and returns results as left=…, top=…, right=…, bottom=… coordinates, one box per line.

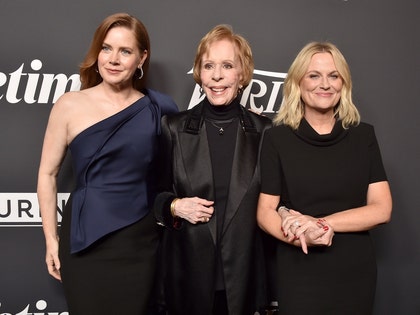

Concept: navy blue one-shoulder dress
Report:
left=58, top=90, right=178, bottom=314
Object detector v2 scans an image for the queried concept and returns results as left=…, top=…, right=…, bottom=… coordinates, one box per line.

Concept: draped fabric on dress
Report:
left=68, top=89, right=178, bottom=253
left=58, top=89, right=178, bottom=314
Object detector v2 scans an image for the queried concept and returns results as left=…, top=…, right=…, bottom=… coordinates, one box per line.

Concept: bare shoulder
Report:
left=48, top=89, right=95, bottom=142
left=52, top=90, right=91, bottom=114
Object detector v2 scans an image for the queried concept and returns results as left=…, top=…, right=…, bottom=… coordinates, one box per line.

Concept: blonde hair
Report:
left=274, top=41, right=360, bottom=129
left=192, top=24, right=254, bottom=88
left=79, top=13, right=150, bottom=91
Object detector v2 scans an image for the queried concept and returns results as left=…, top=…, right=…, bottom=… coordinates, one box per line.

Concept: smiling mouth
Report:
left=316, top=93, right=334, bottom=97
left=210, top=87, right=227, bottom=93
left=106, top=68, right=121, bottom=73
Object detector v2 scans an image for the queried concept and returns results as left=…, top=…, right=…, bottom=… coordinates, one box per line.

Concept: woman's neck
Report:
left=304, top=111, right=336, bottom=135
left=204, top=96, right=241, bottom=120
left=97, top=82, right=143, bottom=108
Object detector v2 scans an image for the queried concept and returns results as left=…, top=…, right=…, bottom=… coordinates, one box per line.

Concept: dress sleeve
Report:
left=260, top=128, right=283, bottom=195
left=368, top=126, right=388, bottom=183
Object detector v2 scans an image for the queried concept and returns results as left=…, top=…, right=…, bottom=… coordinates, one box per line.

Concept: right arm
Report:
left=154, top=115, right=214, bottom=228
left=256, top=193, right=284, bottom=240
left=257, top=193, right=308, bottom=252
left=170, top=197, right=214, bottom=224
left=37, top=96, right=71, bottom=281
left=257, top=193, right=333, bottom=254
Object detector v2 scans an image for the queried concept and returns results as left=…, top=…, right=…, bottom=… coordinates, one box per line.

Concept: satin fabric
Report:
left=68, top=89, right=178, bottom=253
left=154, top=101, right=272, bottom=314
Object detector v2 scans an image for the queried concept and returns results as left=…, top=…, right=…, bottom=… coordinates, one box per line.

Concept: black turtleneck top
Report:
left=203, top=96, right=241, bottom=290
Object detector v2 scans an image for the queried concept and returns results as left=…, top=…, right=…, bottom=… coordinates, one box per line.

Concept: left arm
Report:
left=282, top=181, right=392, bottom=234
left=323, top=181, right=392, bottom=232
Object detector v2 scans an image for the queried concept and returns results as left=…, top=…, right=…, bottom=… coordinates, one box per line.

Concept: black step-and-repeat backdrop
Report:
left=1, top=0, right=419, bottom=314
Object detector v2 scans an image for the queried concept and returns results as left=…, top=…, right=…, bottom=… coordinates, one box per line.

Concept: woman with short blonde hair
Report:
left=274, top=41, right=360, bottom=129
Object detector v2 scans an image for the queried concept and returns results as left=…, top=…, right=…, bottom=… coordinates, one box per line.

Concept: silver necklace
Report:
left=206, top=118, right=237, bottom=135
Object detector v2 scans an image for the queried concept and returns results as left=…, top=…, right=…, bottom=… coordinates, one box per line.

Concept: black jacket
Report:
left=154, top=101, right=272, bottom=315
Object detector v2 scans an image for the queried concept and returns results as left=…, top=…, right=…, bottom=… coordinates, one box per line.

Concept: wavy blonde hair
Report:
left=192, top=24, right=254, bottom=89
left=274, top=41, right=360, bottom=129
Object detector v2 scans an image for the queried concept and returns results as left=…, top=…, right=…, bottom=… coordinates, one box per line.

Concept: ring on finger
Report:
left=293, top=220, right=300, bottom=227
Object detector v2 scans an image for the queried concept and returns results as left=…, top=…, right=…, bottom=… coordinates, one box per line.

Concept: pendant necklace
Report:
left=206, top=118, right=237, bottom=135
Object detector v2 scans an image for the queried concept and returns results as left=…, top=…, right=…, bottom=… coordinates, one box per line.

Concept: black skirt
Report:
left=59, top=197, right=160, bottom=315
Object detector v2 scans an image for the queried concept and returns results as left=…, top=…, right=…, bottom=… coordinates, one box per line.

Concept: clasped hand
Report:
left=173, top=197, right=214, bottom=224
left=278, top=208, right=334, bottom=254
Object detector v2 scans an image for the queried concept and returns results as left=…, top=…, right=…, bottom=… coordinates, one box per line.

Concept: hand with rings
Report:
left=278, top=207, right=334, bottom=254
left=280, top=209, right=329, bottom=254
left=279, top=209, right=303, bottom=238
left=171, top=196, right=214, bottom=224
left=290, top=219, right=308, bottom=254
left=278, top=208, right=305, bottom=249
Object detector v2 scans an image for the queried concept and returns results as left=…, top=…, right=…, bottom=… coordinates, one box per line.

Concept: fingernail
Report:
left=323, top=226, right=329, bottom=231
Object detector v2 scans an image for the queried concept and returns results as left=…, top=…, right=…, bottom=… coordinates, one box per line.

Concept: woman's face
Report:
left=300, top=52, right=343, bottom=115
left=200, top=39, right=243, bottom=106
left=97, top=26, right=147, bottom=88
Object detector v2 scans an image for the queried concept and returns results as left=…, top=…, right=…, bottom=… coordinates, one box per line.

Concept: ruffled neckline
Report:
left=294, top=118, right=348, bottom=146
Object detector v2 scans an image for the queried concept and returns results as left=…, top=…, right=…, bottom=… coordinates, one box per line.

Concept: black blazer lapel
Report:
left=222, top=111, right=260, bottom=235
left=178, top=129, right=214, bottom=199
left=179, top=105, right=217, bottom=245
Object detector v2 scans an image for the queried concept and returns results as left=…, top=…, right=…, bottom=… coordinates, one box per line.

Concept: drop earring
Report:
left=137, top=66, right=144, bottom=80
